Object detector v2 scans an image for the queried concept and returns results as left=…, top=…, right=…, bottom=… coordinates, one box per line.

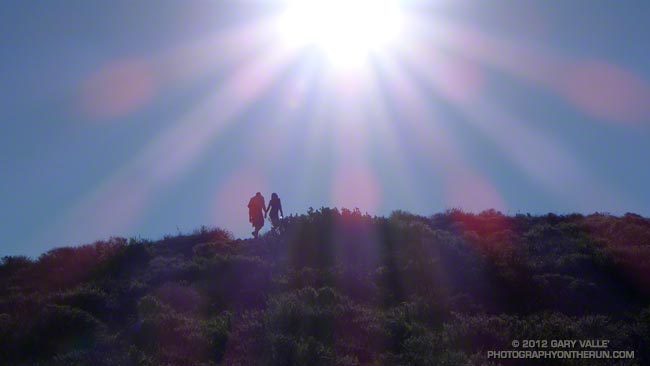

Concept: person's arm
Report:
left=279, top=200, right=284, bottom=218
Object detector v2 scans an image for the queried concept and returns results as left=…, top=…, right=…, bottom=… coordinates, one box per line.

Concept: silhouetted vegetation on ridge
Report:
left=1, top=208, right=650, bottom=365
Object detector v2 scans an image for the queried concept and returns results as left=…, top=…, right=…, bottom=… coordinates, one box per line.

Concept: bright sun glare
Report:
left=279, top=0, right=404, bottom=66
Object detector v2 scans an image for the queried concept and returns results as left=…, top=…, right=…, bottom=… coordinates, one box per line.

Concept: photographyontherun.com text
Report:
left=487, top=340, right=635, bottom=360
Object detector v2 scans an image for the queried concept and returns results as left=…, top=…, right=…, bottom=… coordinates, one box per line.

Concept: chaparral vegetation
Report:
left=1, top=208, right=649, bottom=365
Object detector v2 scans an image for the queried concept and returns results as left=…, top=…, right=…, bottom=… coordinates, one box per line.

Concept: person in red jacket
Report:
left=247, top=192, right=265, bottom=238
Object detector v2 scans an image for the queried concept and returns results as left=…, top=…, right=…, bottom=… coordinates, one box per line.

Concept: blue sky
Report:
left=1, top=0, right=649, bottom=257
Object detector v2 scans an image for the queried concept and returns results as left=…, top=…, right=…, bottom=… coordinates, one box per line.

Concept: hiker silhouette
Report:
left=266, top=192, right=284, bottom=230
left=248, top=192, right=265, bottom=238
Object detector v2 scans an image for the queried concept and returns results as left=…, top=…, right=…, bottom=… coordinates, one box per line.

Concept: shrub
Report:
left=21, top=305, right=104, bottom=359
left=54, top=285, right=112, bottom=321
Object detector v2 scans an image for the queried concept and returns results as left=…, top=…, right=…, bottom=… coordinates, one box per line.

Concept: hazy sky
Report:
left=2, top=0, right=649, bottom=257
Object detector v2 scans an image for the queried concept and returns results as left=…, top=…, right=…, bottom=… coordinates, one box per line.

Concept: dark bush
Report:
left=54, top=285, right=112, bottom=321
left=21, top=305, right=104, bottom=359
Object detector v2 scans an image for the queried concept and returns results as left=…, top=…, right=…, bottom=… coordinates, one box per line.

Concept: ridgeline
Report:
left=1, top=208, right=650, bottom=365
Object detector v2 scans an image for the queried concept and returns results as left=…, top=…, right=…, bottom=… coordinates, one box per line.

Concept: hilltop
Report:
left=1, top=208, right=650, bottom=365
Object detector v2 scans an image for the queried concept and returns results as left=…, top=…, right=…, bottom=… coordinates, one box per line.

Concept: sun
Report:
left=279, top=0, right=404, bottom=67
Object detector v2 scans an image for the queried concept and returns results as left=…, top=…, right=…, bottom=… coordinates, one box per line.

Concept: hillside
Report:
left=1, top=208, right=650, bottom=365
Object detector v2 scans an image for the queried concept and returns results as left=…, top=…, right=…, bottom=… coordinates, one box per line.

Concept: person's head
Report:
left=255, top=192, right=261, bottom=197
left=272, top=193, right=278, bottom=200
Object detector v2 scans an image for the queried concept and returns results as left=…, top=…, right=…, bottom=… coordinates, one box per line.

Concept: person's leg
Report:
left=252, top=220, right=258, bottom=237
left=253, top=213, right=263, bottom=237
left=269, top=211, right=279, bottom=228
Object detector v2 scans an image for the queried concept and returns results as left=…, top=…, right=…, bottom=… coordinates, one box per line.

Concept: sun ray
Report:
left=39, top=31, right=299, bottom=244
left=453, top=95, right=632, bottom=212
left=432, top=20, right=650, bottom=124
